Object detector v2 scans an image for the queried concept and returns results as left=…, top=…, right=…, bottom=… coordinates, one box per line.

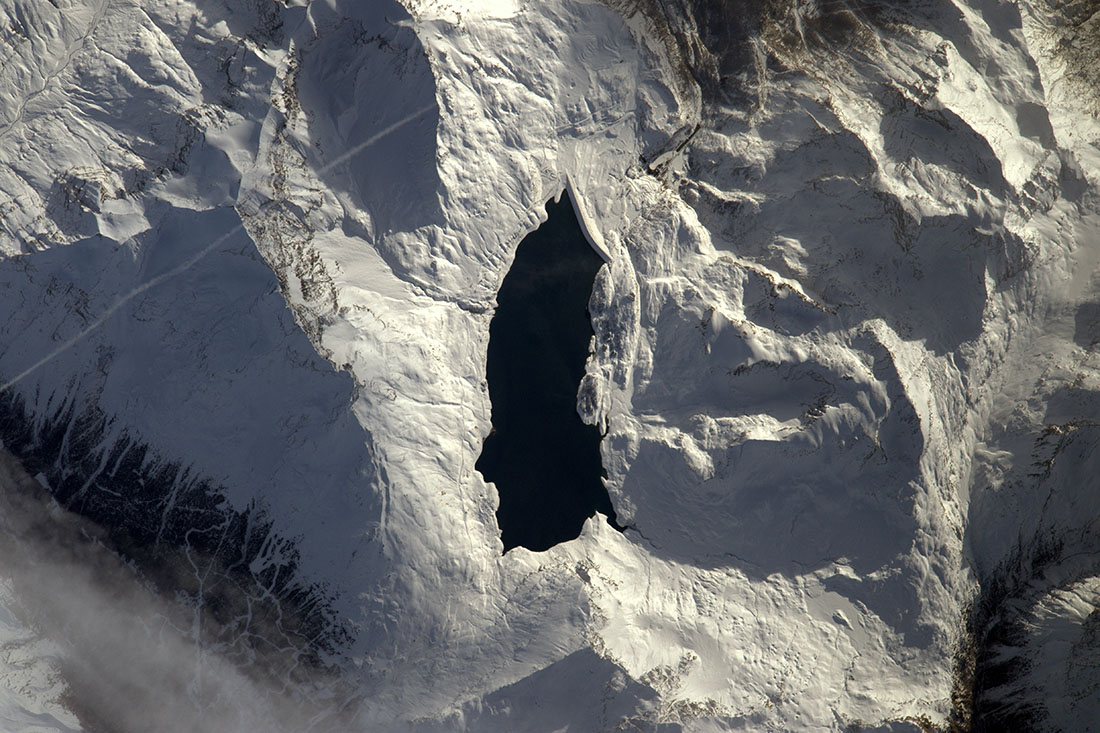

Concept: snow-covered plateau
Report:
left=0, top=0, right=1098, bottom=730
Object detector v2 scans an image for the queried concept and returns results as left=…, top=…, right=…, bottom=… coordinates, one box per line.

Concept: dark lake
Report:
left=477, top=193, right=623, bottom=552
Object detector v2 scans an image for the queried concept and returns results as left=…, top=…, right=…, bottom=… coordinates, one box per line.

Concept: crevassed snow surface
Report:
left=0, top=0, right=1097, bottom=730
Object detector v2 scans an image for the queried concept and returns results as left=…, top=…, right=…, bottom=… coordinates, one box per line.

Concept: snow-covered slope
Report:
left=0, top=0, right=1098, bottom=729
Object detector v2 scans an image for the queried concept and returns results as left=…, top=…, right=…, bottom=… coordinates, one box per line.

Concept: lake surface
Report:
left=477, top=193, right=623, bottom=552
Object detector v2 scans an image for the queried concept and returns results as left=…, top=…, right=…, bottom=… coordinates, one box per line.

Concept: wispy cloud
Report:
left=0, top=449, right=358, bottom=732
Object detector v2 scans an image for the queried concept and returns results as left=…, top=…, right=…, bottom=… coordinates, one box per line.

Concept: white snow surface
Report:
left=0, top=580, right=80, bottom=733
left=0, top=0, right=1097, bottom=730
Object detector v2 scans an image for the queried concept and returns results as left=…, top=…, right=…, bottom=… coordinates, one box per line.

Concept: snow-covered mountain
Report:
left=0, top=0, right=1098, bottom=729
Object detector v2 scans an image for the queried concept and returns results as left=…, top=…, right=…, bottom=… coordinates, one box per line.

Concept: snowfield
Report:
left=0, top=0, right=1098, bottom=730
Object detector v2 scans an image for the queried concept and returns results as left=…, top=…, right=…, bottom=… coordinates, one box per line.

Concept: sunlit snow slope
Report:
left=0, top=0, right=1098, bottom=730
